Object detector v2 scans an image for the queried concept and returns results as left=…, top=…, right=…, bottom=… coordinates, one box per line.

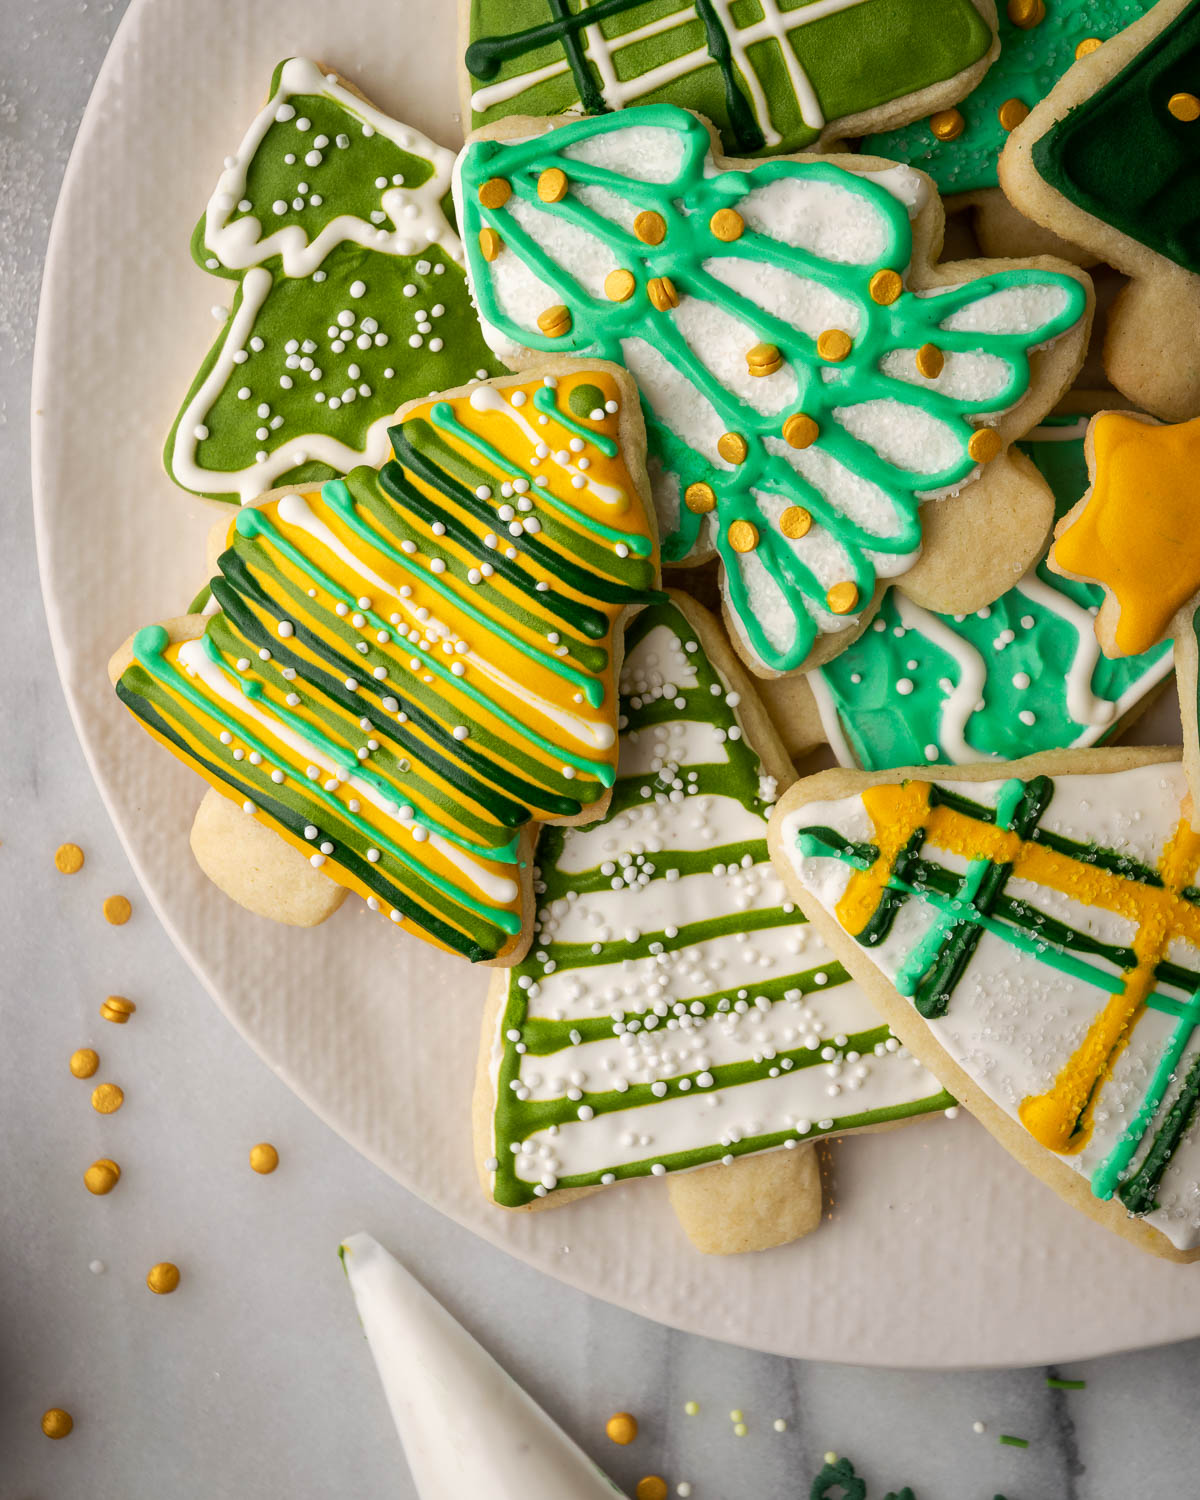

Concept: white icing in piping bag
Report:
left=340, top=1233, right=627, bottom=1498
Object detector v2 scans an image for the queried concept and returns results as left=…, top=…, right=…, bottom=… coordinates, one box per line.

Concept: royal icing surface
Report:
left=464, top=0, right=994, bottom=157
left=1030, top=0, right=1200, bottom=275
left=811, top=416, right=1174, bottom=769
left=487, top=598, right=949, bottom=1206
left=782, top=764, right=1200, bottom=1250
left=865, top=1, right=1155, bottom=197
left=1053, top=412, right=1200, bottom=656
left=120, top=371, right=660, bottom=961
left=456, top=105, right=1088, bottom=675
left=166, top=58, right=502, bottom=505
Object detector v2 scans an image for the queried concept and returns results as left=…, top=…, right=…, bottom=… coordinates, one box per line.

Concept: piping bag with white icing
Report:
left=340, top=1232, right=627, bottom=1498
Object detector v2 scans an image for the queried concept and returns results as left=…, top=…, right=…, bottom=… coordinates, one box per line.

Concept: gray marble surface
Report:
left=3, top=3, right=1199, bottom=1496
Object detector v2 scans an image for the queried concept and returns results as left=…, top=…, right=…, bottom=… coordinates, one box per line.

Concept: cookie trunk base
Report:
left=666, top=1147, right=822, bottom=1255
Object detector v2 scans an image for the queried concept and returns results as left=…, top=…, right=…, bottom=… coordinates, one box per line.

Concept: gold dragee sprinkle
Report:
left=779, top=505, right=813, bottom=539
left=54, top=842, right=84, bottom=874
left=684, top=482, right=717, bottom=514
left=249, top=1142, right=280, bottom=1174
left=69, top=1048, right=99, bottom=1079
left=746, top=342, right=783, bottom=377
left=869, top=269, right=902, bottom=305
left=84, top=1159, right=121, bottom=1196
left=728, top=520, right=759, bottom=553
left=817, top=329, right=852, bottom=362
left=605, top=268, right=636, bottom=302
left=1006, top=0, right=1045, bottom=27
left=929, top=108, right=965, bottom=142
left=915, top=343, right=945, bottom=379
left=536, top=305, right=572, bottom=338
left=1168, top=92, right=1200, bottom=122
left=782, top=412, right=819, bottom=449
left=827, top=581, right=859, bottom=615
left=647, top=276, right=679, bottom=311
left=41, top=1408, right=73, bottom=1440
left=91, top=1082, right=124, bottom=1115
left=606, top=1412, right=638, bottom=1445
left=537, top=166, right=569, bottom=202
left=717, top=432, right=748, bottom=465
left=709, top=207, right=744, bottom=241
left=100, top=995, right=136, bottom=1024
left=969, top=427, right=1003, bottom=463
left=478, top=177, right=511, bottom=209
left=998, top=98, right=1030, bottom=131
left=1075, top=37, right=1102, bottom=58
left=634, top=210, right=666, bottom=245
left=146, top=1262, right=181, bottom=1295
left=103, top=894, right=132, bottom=926
left=478, top=227, right=503, bottom=262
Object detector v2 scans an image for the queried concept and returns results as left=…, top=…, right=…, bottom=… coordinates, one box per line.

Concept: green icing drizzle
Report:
left=459, top=105, right=1087, bottom=672
left=865, top=2, right=1154, bottom=196
left=1030, top=0, right=1200, bottom=274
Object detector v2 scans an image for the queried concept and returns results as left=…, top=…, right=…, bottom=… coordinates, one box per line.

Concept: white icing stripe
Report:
left=466, top=384, right=627, bottom=508
left=804, top=667, right=857, bottom=769
left=894, top=591, right=987, bottom=763
left=1012, top=572, right=1116, bottom=731
left=205, top=58, right=459, bottom=275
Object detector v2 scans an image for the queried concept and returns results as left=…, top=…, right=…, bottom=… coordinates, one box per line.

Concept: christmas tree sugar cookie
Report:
left=455, top=104, right=1093, bottom=679
left=1001, top=0, right=1200, bottom=421
left=770, top=748, right=1200, bottom=1261
left=165, top=57, right=502, bottom=505
left=479, top=592, right=951, bottom=1253
left=765, top=406, right=1173, bottom=770
left=460, top=0, right=999, bottom=159
left=112, top=367, right=661, bottom=964
left=864, top=0, right=1155, bottom=260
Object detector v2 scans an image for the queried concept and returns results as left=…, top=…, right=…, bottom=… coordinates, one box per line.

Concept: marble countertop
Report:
left=3, top=3, right=1199, bottom=1495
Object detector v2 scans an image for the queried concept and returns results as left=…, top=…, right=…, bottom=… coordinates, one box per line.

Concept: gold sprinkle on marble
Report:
left=998, top=98, right=1030, bottom=132
left=827, top=581, right=859, bottom=615
left=91, top=1082, right=124, bottom=1115
left=915, top=343, right=945, bottom=378
left=606, top=1412, right=638, bottom=1445
left=536, top=305, right=572, bottom=338
left=634, top=210, right=666, bottom=245
left=478, top=177, right=511, bottom=209
left=817, top=329, right=852, bottom=362
left=55, top=842, right=84, bottom=874
left=41, top=1408, right=73, bottom=1440
left=869, top=269, right=902, bottom=305
left=728, top=520, right=759, bottom=553
left=605, top=268, right=636, bottom=302
left=100, top=995, right=136, bottom=1025
left=249, top=1142, right=280, bottom=1174
left=782, top=412, right=819, bottom=449
left=779, top=506, right=812, bottom=540
left=1075, top=37, right=1102, bottom=58
left=684, top=482, right=717, bottom=514
left=1168, top=92, right=1200, bottom=122
left=84, top=1159, right=121, bottom=1196
left=969, top=427, right=1003, bottom=463
left=636, top=1480, right=668, bottom=1500
left=717, top=432, right=749, bottom=465
left=709, top=207, right=744, bottom=241
left=930, top=108, right=965, bottom=142
left=146, top=1262, right=181, bottom=1295
left=103, top=894, right=132, bottom=926
left=647, top=276, right=679, bottom=311
left=478, top=227, right=503, bottom=262
left=70, top=1048, right=99, bottom=1079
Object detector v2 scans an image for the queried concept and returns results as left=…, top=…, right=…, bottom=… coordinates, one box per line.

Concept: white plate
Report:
left=32, top=0, right=1200, bottom=1367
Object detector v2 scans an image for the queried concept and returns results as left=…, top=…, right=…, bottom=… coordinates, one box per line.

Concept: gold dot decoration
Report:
left=647, top=276, right=679, bottom=311
left=100, top=995, right=136, bottom=1025
left=536, top=304, right=572, bottom=338
left=606, top=1412, right=639, bottom=1445
left=103, top=894, right=132, bottom=926
left=55, top=842, right=84, bottom=874
left=827, top=581, right=859, bottom=615
left=91, top=1082, right=124, bottom=1115
left=1075, top=36, right=1102, bottom=58
left=709, top=207, right=744, bottom=241
left=684, top=482, right=716, bottom=514
left=969, top=427, right=1003, bottom=463
left=929, top=108, right=965, bottom=142
left=779, top=505, right=812, bottom=540
left=634, top=210, right=666, bottom=245
left=915, top=343, right=945, bottom=379
left=636, top=1480, right=669, bottom=1500
left=728, top=520, right=759, bottom=554
left=84, top=1159, right=121, bottom=1196
left=998, top=98, right=1030, bottom=132
left=746, top=342, right=783, bottom=378
left=536, top=166, right=569, bottom=202
left=478, top=177, right=511, bottom=209
left=70, top=1048, right=99, bottom=1079
left=869, top=269, right=902, bottom=305
left=1168, top=92, right=1200, bottom=123
left=717, top=431, right=749, bottom=465
left=1006, top=0, right=1045, bottom=27
left=817, top=329, right=852, bottom=363
left=782, top=412, right=819, bottom=449
left=147, top=1261, right=181, bottom=1295
left=478, top=227, right=503, bottom=262
left=41, top=1408, right=73, bottom=1440
left=605, top=268, right=636, bottom=302
left=249, top=1142, right=280, bottom=1175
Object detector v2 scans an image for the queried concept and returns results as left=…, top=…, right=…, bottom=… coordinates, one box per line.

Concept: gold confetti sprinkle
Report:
left=827, top=581, right=859, bottom=615
left=647, top=276, right=679, bottom=311
left=100, top=995, right=136, bottom=1025
left=1075, top=36, right=1102, bottom=58
left=998, top=98, right=1030, bottom=131
left=91, top=1082, right=124, bottom=1115
left=930, top=108, right=965, bottom=141
left=537, top=166, right=569, bottom=202
left=968, top=427, right=1003, bottom=463
left=717, top=432, right=749, bottom=465
left=817, top=329, right=852, bottom=362
left=69, top=1048, right=99, bottom=1080
left=746, top=342, right=783, bottom=377
left=146, top=1262, right=181, bottom=1295
left=779, top=506, right=812, bottom=539
left=728, top=520, right=759, bottom=553
left=478, top=227, right=503, bottom=262
left=84, top=1159, right=121, bottom=1196
left=684, top=482, right=716, bottom=514
left=103, top=894, right=132, bottom=926
left=536, top=305, right=572, bottom=338
left=1006, top=0, right=1045, bottom=27
left=606, top=1412, right=638, bottom=1445
left=915, top=343, right=945, bottom=378
left=41, top=1408, right=73, bottom=1440
left=869, top=269, right=902, bottom=305
left=55, top=842, right=84, bottom=874
left=709, top=207, right=744, bottom=241
left=249, top=1142, right=280, bottom=1175
left=477, top=177, right=511, bottom=209
left=634, top=210, right=666, bottom=245
left=1168, top=92, right=1200, bottom=122
left=636, top=1479, right=668, bottom=1500
left=605, top=268, right=636, bottom=302
left=782, top=412, right=819, bottom=449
